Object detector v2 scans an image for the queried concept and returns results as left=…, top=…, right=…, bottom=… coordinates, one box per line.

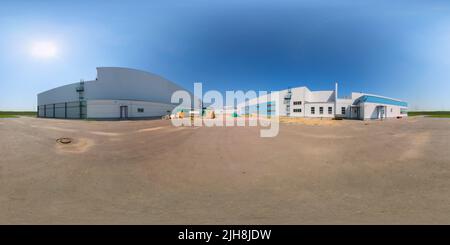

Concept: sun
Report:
left=31, top=41, right=58, bottom=58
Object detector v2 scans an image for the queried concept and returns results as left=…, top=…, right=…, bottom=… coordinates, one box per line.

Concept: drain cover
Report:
left=56, top=137, right=72, bottom=144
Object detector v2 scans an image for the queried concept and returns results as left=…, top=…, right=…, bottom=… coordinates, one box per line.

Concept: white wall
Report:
left=304, top=103, right=335, bottom=118
left=309, top=90, right=335, bottom=102
left=336, top=98, right=353, bottom=117
left=37, top=67, right=188, bottom=119
left=236, top=86, right=337, bottom=118
left=236, top=85, right=408, bottom=120
left=86, top=67, right=187, bottom=104
left=37, top=67, right=187, bottom=107
left=287, top=87, right=307, bottom=117
left=38, top=82, right=81, bottom=106
left=279, top=88, right=336, bottom=118
left=362, top=103, right=408, bottom=120
left=87, top=100, right=176, bottom=119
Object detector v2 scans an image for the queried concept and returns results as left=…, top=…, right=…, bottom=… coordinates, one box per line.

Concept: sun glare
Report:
left=31, top=41, right=58, bottom=58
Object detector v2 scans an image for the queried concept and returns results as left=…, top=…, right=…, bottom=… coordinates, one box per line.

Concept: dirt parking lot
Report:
left=0, top=116, right=449, bottom=224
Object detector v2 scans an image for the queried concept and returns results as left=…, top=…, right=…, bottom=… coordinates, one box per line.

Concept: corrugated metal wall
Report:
left=38, top=101, right=86, bottom=119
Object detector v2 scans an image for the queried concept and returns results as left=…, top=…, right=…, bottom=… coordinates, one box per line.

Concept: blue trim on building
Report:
left=355, top=95, right=407, bottom=107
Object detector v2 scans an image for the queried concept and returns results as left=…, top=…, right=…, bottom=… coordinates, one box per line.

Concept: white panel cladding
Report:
left=309, top=90, right=335, bottom=102
left=38, top=82, right=80, bottom=106
left=286, top=87, right=307, bottom=117
left=236, top=85, right=407, bottom=120
left=336, top=98, right=353, bottom=117
left=37, top=68, right=408, bottom=121
left=304, top=103, right=335, bottom=118
left=37, top=67, right=186, bottom=108
left=361, top=102, right=408, bottom=120
left=87, top=100, right=176, bottom=119
left=37, top=67, right=188, bottom=119
left=237, top=87, right=337, bottom=118
left=85, top=67, right=185, bottom=104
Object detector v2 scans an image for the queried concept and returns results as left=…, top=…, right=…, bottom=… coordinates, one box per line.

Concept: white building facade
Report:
left=238, top=83, right=408, bottom=120
left=37, top=67, right=187, bottom=119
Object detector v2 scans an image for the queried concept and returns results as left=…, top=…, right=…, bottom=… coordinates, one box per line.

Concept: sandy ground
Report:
left=0, top=116, right=449, bottom=224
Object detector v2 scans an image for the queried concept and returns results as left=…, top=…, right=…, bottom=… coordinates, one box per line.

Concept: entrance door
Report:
left=351, top=107, right=360, bottom=119
left=377, top=106, right=385, bottom=120
left=120, top=106, right=128, bottom=119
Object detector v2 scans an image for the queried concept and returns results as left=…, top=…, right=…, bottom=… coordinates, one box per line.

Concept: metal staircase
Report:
left=284, top=88, right=292, bottom=116
left=76, top=80, right=86, bottom=118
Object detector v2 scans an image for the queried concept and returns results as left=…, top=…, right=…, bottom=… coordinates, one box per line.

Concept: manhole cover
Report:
left=56, top=137, right=72, bottom=144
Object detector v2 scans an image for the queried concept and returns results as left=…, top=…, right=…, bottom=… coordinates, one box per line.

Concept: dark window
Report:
left=328, top=107, right=332, bottom=114
left=293, top=108, right=302, bottom=113
left=341, top=107, right=346, bottom=115
left=293, top=101, right=302, bottom=105
left=319, top=107, right=324, bottom=114
left=311, top=107, right=315, bottom=114
left=137, top=108, right=144, bottom=113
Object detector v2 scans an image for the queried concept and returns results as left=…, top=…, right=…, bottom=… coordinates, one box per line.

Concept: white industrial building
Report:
left=238, top=83, right=408, bottom=120
left=37, top=67, right=187, bottom=119
left=38, top=68, right=407, bottom=121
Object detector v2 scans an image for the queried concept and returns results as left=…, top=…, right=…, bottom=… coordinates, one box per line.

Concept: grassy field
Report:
left=408, top=111, right=450, bottom=118
left=0, top=111, right=37, bottom=118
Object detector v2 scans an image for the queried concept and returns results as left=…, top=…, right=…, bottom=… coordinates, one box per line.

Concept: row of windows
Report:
left=310, top=106, right=333, bottom=115
left=292, top=106, right=348, bottom=115
left=291, top=102, right=344, bottom=115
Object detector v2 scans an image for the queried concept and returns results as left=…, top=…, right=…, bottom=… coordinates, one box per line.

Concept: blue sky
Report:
left=1, top=0, right=450, bottom=111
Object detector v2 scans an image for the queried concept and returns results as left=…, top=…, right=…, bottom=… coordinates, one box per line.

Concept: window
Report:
left=341, top=107, right=346, bottom=115
left=293, top=108, right=302, bottom=113
left=319, top=107, right=324, bottom=114
left=293, top=101, right=302, bottom=105
left=311, top=107, right=315, bottom=114
left=401, top=108, right=408, bottom=114
left=328, top=107, right=332, bottom=114
left=137, top=108, right=144, bottom=113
